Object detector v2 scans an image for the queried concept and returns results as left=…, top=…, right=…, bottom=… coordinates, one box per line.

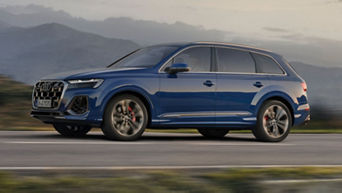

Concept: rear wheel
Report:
left=102, top=94, right=148, bottom=141
left=197, top=128, right=229, bottom=139
left=53, top=124, right=91, bottom=137
left=253, top=100, right=292, bottom=142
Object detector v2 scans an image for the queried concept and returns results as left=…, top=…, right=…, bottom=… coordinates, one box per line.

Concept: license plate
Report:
left=37, top=99, right=52, bottom=108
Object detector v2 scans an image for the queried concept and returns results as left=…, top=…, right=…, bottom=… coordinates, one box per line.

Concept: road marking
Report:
left=262, top=178, right=342, bottom=184
left=1, top=141, right=294, bottom=146
left=1, top=141, right=155, bottom=145
left=191, top=142, right=295, bottom=146
left=0, top=165, right=342, bottom=170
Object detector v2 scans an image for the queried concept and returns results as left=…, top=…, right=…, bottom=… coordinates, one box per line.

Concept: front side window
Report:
left=217, top=48, right=255, bottom=73
left=252, top=53, right=284, bottom=74
left=108, top=46, right=178, bottom=68
left=165, top=47, right=211, bottom=72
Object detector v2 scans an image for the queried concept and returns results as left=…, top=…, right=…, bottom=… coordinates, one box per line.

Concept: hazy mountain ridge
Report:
left=1, top=4, right=342, bottom=69
left=0, top=5, right=226, bottom=45
left=0, top=22, right=140, bottom=83
left=290, top=62, right=342, bottom=109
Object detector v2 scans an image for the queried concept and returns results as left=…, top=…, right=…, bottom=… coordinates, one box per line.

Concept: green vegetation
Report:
left=1, top=167, right=342, bottom=193
left=0, top=76, right=47, bottom=130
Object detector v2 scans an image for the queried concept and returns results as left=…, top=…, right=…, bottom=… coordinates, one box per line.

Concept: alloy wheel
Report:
left=111, top=99, right=145, bottom=136
left=262, top=104, right=289, bottom=138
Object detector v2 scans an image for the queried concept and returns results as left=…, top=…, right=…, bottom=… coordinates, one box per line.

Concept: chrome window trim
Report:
left=32, top=79, right=68, bottom=110
left=158, top=44, right=287, bottom=76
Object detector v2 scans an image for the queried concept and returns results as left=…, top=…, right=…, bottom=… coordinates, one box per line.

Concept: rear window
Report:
left=217, top=48, right=256, bottom=73
left=252, top=53, right=284, bottom=74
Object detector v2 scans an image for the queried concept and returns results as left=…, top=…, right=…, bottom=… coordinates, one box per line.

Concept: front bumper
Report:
left=31, top=111, right=102, bottom=127
left=31, top=81, right=104, bottom=127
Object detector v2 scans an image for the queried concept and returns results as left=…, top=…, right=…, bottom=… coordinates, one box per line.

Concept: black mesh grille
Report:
left=33, top=81, right=64, bottom=109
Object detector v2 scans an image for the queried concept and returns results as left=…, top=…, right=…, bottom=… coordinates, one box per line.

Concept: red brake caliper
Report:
left=128, top=106, right=136, bottom=122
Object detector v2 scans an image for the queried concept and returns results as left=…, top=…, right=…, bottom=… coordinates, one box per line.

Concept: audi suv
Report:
left=31, top=42, right=310, bottom=142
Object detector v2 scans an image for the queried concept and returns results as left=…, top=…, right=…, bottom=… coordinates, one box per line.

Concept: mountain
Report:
left=1, top=5, right=342, bottom=69
left=0, top=5, right=226, bottom=45
left=0, top=23, right=139, bottom=83
left=291, top=62, right=342, bottom=111
left=0, top=20, right=11, bottom=31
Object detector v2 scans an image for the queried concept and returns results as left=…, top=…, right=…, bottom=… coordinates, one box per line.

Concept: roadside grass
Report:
left=1, top=167, right=342, bottom=193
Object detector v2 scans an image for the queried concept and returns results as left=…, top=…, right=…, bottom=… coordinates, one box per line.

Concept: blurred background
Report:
left=1, top=1, right=342, bottom=193
left=0, top=0, right=341, bottom=132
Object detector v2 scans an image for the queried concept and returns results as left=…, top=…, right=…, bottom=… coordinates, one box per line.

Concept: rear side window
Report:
left=252, top=53, right=284, bottom=74
left=172, top=47, right=211, bottom=72
left=217, top=48, right=255, bottom=73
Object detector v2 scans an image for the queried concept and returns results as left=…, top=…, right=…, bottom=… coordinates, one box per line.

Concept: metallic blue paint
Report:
left=31, top=42, right=310, bottom=129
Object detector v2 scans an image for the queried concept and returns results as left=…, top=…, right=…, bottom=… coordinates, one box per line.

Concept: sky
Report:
left=1, top=0, right=342, bottom=41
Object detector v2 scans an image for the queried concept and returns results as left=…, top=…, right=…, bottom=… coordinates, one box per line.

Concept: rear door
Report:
left=215, top=47, right=268, bottom=126
left=157, top=46, right=216, bottom=126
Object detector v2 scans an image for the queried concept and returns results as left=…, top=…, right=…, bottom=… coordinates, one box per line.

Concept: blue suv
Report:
left=31, top=42, right=310, bottom=142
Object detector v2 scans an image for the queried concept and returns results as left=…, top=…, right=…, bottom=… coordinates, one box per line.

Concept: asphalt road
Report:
left=0, top=131, right=342, bottom=169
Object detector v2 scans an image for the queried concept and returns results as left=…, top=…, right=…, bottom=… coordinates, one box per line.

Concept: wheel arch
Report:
left=256, top=95, right=295, bottom=125
left=101, top=87, right=154, bottom=127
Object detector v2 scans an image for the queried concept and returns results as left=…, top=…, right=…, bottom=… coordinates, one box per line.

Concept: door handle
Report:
left=253, top=81, right=263, bottom=88
left=203, top=80, right=215, bottom=87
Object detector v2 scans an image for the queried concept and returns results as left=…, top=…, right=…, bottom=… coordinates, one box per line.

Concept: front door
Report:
left=157, top=46, right=216, bottom=126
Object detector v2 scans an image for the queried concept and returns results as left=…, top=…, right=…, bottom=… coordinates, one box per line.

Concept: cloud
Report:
left=262, top=27, right=289, bottom=33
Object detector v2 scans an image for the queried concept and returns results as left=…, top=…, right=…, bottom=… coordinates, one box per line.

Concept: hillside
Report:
left=0, top=76, right=45, bottom=129
left=0, top=23, right=139, bottom=83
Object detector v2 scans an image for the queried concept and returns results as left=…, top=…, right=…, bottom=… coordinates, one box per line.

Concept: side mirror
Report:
left=165, top=63, right=190, bottom=74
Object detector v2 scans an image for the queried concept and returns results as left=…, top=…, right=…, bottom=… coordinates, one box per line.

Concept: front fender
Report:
left=93, top=78, right=157, bottom=122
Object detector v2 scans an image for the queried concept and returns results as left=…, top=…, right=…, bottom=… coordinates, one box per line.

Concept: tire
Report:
left=197, top=128, right=229, bottom=139
left=253, top=100, right=292, bottom=142
left=53, top=124, right=91, bottom=137
left=101, top=94, right=148, bottom=141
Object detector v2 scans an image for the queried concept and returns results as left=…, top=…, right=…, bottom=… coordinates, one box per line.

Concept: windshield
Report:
left=108, top=46, right=179, bottom=68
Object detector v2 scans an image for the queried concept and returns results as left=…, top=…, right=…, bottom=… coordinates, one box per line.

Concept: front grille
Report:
left=33, top=81, right=65, bottom=109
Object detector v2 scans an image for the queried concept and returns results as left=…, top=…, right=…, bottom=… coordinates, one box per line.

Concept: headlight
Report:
left=67, top=79, right=104, bottom=89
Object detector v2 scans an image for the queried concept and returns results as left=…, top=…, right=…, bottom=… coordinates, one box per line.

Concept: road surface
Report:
left=0, top=131, right=341, bottom=169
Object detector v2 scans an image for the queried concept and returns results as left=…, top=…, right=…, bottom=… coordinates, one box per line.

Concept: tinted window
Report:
left=171, top=47, right=211, bottom=72
left=252, top=53, right=284, bottom=74
left=109, top=46, right=178, bottom=68
left=217, top=48, right=255, bottom=73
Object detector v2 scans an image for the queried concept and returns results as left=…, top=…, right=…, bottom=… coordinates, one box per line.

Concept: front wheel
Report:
left=253, top=100, right=292, bottom=142
left=102, top=94, right=148, bottom=141
left=53, top=124, right=91, bottom=137
left=197, top=128, right=229, bottom=139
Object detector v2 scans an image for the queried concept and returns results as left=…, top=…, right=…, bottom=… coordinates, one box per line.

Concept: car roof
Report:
left=153, top=41, right=279, bottom=57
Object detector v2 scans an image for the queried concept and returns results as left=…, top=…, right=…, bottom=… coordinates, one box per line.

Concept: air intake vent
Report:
left=68, top=96, right=88, bottom=114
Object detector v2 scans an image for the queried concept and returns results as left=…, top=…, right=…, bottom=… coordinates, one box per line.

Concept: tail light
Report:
left=301, top=82, right=307, bottom=92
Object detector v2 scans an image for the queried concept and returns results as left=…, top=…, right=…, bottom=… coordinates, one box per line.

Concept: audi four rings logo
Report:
left=40, top=82, right=52, bottom=91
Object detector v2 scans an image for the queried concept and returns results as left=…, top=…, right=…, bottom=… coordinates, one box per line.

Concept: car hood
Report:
left=41, top=67, right=145, bottom=81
